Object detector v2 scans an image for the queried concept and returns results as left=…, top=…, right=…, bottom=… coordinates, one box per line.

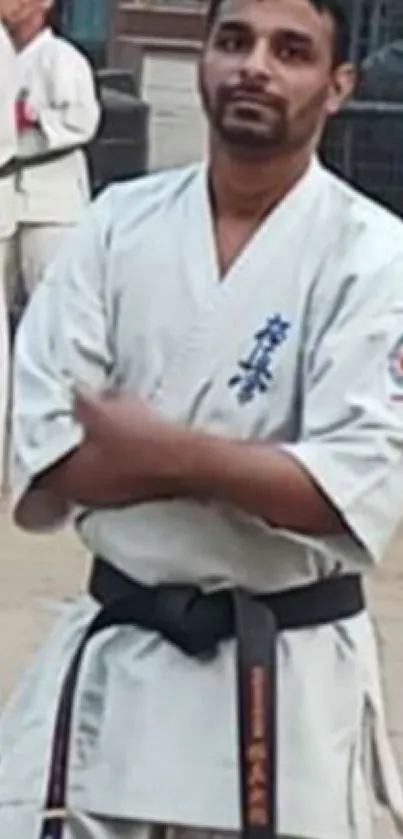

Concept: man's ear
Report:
left=326, top=63, right=357, bottom=116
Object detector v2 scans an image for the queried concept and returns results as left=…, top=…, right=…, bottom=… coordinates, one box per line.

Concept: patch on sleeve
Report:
left=388, top=336, right=403, bottom=403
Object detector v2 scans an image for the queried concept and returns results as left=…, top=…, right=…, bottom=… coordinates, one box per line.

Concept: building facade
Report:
left=53, top=0, right=403, bottom=69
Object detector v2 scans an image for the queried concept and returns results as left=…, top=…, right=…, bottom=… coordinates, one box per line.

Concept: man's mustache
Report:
left=218, top=84, right=286, bottom=113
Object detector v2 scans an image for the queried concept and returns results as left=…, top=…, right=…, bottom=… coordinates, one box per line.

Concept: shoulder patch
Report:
left=388, top=335, right=403, bottom=402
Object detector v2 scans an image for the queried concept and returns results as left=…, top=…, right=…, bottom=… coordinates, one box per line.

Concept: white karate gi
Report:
left=4, top=158, right=403, bottom=839
left=7, top=26, right=100, bottom=304
left=0, top=20, right=17, bottom=490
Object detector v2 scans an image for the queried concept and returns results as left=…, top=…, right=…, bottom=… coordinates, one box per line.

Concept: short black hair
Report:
left=205, top=0, right=351, bottom=66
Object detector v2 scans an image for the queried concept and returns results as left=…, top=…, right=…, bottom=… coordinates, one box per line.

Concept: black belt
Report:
left=0, top=157, right=16, bottom=180
left=17, top=144, right=82, bottom=171
left=0, top=145, right=81, bottom=181
left=40, top=557, right=365, bottom=839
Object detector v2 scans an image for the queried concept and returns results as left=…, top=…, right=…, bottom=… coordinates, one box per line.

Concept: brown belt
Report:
left=39, top=557, right=365, bottom=839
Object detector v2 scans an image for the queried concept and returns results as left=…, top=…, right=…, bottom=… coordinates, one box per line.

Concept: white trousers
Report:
left=0, top=808, right=309, bottom=839
left=0, top=236, right=11, bottom=491
left=5, top=222, right=73, bottom=306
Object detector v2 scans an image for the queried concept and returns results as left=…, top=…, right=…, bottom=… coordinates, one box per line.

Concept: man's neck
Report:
left=13, top=22, right=45, bottom=51
left=209, top=141, right=312, bottom=221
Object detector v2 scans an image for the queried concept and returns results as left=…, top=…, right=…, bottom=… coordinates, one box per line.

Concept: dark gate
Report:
left=321, top=101, right=403, bottom=217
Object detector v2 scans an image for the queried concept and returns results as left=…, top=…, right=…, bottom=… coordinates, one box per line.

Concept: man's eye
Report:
left=277, top=44, right=310, bottom=61
left=215, top=33, right=249, bottom=52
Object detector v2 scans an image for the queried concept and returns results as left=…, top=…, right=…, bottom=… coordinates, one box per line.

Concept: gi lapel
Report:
left=152, top=158, right=326, bottom=425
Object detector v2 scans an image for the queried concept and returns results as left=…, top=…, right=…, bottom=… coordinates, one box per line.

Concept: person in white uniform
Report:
left=0, top=0, right=37, bottom=489
left=0, top=9, right=16, bottom=491
left=4, top=0, right=100, bottom=301
left=3, top=0, right=403, bottom=837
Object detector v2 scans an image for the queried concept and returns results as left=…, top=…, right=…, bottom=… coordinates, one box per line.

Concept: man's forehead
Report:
left=214, top=0, right=333, bottom=38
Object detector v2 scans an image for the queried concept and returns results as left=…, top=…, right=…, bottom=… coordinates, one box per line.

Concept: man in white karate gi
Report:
left=2, top=0, right=403, bottom=837
left=4, top=0, right=100, bottom=300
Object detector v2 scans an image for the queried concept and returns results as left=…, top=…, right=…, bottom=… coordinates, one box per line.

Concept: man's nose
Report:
left=240, top=39, right=272, bottom=83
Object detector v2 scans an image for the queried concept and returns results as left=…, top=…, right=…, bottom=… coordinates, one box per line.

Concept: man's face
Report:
left=2, top=0, right=46, bottom=30
left=199, top=0, right=355, bottom=160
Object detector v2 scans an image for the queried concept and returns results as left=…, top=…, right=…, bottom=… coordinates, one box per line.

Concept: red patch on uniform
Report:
left=388, top=337, right=403, bottom=401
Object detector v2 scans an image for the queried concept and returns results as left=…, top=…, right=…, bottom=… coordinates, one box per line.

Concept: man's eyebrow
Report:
left=214, top=20, right=316, bottom=46
left=214, top=19, right=252, bottom=32
left=274, top=28, right=316, bottom=46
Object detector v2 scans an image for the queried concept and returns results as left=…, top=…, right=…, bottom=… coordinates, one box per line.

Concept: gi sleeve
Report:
left=282, top=255, right=403, bottom=563
left=11, top=188, right=115, bottom=532
left=33, top=43, right=100, bottom=149
left=0, top=22, right=16, bottom=155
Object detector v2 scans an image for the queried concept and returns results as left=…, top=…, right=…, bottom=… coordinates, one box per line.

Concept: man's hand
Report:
left=35, top=389, right=187, bottom=508
left=57, top=388, right=185, bottom=505
left=74, top=389, right=183, bottom=480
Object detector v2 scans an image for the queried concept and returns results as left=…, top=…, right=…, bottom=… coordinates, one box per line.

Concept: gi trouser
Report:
left=0, top=234, right=11, bottom=491
left=5, top=222, right=74, bottom=304
left=36, top=561, right=366, bottom=839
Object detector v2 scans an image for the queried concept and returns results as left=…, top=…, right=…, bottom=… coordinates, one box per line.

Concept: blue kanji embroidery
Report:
left=228, top=314, right=290, bottom=404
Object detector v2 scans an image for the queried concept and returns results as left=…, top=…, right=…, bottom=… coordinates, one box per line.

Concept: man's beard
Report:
left=199, top=77, right=290, bottom=157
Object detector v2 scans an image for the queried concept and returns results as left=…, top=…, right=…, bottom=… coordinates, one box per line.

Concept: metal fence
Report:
left=320, top=101, right=403, bottom=217
left=318, top=2, right=403, bottom=216
left=367, top=0, right=403, bottom=54
left=346, top=0, right=403, bottom=60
